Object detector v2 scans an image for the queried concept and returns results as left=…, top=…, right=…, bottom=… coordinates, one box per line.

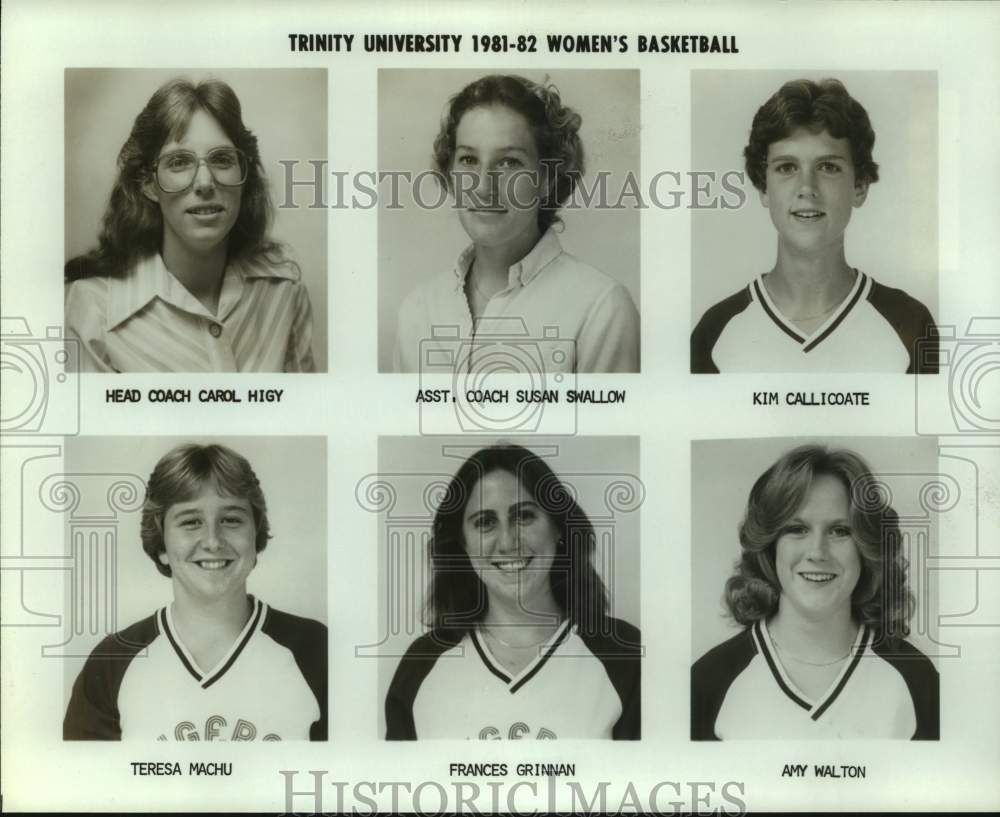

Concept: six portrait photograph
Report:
left=57, top=65, right=943, bottom=751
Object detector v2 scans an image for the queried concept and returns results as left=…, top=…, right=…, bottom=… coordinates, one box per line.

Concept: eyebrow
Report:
left=464, top=499, right=539, bottom=520
left=768, top=153, right=849, bottom=164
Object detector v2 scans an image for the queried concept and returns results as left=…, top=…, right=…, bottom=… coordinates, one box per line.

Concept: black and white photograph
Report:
left=690, top=437, right=940, bottom=741
left=378, top=69, right=641, bottom=374
left=374, top=436, right=642, bottom=740
left=60, top=436, right=328, bottom=741
left=690, top=71, right=939, bottom=374
left=64, top=68, right=328, bottom=373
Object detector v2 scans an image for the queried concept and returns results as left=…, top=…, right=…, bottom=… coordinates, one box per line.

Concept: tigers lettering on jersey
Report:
left=64, top=598, right=327, bottom=741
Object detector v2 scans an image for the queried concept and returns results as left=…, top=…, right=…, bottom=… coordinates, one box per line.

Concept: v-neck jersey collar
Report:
left=752, top=270, right=870, bottom=352
left=471, top=619, right=573, bottom=694
left=158, top=597, right=265, bottom=689
left=753, top=619, right=870, bottom=720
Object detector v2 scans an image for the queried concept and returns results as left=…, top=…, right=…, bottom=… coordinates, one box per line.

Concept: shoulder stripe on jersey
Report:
left=203, top=599, right=265, bottom=689
left=509, top=622, right=573, bottom=694
left=811, top=625, right=870, bottom=720
left=752, top=621, right=810, bottom=710
left=803, top=273, right=869, bottom=353
left=753, top=280, right=804, bottom=343
left=159, top=607, right=201, bottom=683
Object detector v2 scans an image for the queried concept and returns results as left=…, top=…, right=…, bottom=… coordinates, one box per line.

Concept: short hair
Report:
left=432, top=74, right=585, bottom=233
left=425, top=443, right=609, bottom=634
left=724, top=445, right=914, bottom=639
left=140, top=443, right=271, bottom=577
left=744, top=78, right=880, bottom=193
left=66, top=77, right=283, bottom=281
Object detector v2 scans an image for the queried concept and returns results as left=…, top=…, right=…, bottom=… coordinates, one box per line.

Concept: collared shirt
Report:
left=393, top=230, right=640, bottom=373
left=65, top=254, right=316, bottom=373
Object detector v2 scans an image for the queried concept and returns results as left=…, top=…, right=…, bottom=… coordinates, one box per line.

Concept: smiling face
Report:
left=461, top=469, right=560, bottom=615
left=774, top=474, right=863, bottom=623
left=760, top=128, right=868, bottom=258
left=159, top=482, right=256, bottom=605
left=453, top=104, right=544, bottom=257
left=144, top=108, right=243, bottom=258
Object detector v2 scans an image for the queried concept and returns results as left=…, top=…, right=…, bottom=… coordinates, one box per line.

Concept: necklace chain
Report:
left=481, top=624, right=557, bottom=649
left=771, top=637, right=852, bottom=667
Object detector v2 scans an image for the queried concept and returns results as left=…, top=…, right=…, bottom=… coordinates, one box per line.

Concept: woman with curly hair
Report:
left=385, top=443, right=641, bottom=739
left=65, top=77, right=315, bottom=372
left=691, top=445, right=938, bottom=740
left=393, top=74, right=639, bottom=373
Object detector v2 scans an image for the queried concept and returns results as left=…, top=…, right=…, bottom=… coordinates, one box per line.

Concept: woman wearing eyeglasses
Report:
left=65, top=77, right=315, bottom=373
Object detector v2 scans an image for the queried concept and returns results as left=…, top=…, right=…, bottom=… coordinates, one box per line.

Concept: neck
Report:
left=767, top=242, right=855, bottom=317
left=482, top=591, right=562, bottom=637
left=161, top=236, right=228, bottom=315
left=769, top=601, right=858, bottom=663
left=170, top=589, right=252, bottom=640
left=470, top=225, right=543, bottom=290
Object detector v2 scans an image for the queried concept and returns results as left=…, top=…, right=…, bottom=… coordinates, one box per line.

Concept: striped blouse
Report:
left=65, top=254, right=316, bottom=373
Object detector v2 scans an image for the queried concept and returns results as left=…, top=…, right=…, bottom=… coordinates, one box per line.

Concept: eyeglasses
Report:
left=153, top=148, right=249, bottom=193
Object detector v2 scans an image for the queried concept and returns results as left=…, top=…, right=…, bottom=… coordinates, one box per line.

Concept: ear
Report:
left=157, top=550, right=169, bottom=566
left=758, top=187, right=769, bottom=209
left=853, top=179, right=869, bottom=208
left=142, top=175, right=160, bottom=205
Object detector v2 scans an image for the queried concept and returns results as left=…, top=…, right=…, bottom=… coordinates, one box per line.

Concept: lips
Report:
left=187, top=205, right=225, bottom=216
left=790, top=209, right=825, bottom=222
left=194, top=558, right=233, bottom=570
left=799, top=571, right=837, bottom=584
left=491, top=556, right=533, bottom=574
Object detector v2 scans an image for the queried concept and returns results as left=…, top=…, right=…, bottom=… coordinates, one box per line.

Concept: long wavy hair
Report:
left=432, top=74, right=585, bottom=233
left=724, top=445, right=914, bottom=639
left=66, top=77, right=282, bottom=281
left=425, top=444, right=609, bottom=635
left=140, top=443, right=271, bottom=577
left=744, top=78, right=880, bottom=194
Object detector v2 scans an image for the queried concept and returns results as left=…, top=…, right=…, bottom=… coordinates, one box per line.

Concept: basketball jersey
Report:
left=64, top=599, right=327, bottom=741
left=385, top=618, right=641, bottom=740
left=691, top=272, right=939, bottom=373
left=691, top=620, right=939, bottom=740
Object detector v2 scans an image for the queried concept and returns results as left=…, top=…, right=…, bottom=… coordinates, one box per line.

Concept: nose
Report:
left=805, top=530, right=832, bottom=560
left=192, top=159, right=216, bottom=194
left=495, top=521, right=519, bottom=554
left=796, top=166, right=818, bottom=198
left=201, top=522, right=224, bottom=551
left=473, top=168, right=498, bottom=201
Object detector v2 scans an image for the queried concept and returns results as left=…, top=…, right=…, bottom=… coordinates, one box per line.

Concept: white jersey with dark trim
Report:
left=691, top=272, right=939, bottom=373
left=64, top=598, right=328, bottom=741
left=385, top=618, right=641, bottom=740
left=691, top=620, right=939, bottom=740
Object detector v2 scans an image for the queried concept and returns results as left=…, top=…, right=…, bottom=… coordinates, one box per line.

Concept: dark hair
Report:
left=66, top=77, right=282, bottom=281
left=141, top=443, right=271, bottom=577
left=744, top=78, right=879, bottom=193
left=432, top=74, right=584, bottom=233
left=724, top=445, right=914, bottom=638
left=425, top=443, right=609, bottom=634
